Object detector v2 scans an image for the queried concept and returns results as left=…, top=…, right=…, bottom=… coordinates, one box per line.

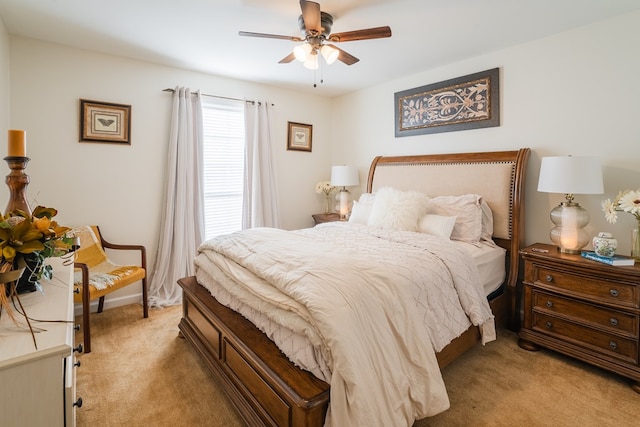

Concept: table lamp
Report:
left=537, top=156, right=603, bottom=253
left=331, top=165, right=359, bottom=219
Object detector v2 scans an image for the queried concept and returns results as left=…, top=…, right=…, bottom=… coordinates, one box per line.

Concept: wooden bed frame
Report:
left=178, top=148, right=530, bottom=427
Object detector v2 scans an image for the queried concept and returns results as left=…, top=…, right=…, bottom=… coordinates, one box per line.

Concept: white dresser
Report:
left=0, top=257, right=81, bottom=427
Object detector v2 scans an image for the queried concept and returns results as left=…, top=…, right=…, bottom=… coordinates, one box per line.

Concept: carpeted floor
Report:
left=75, top=304, right=640, bottom=426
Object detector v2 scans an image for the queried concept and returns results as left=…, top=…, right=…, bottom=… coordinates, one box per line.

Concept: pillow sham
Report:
left=348, top=193, right=376, bottom=224
left=480, top=200, right=494, bottom=242
left=418, top=214, right=457, bottom=238
left=427, top=194, right=483, bottom=243
left=367, top=187, right=430, bottom=231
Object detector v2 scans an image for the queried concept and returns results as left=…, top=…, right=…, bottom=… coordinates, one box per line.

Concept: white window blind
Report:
left=201, top=99, right=245, bottom=240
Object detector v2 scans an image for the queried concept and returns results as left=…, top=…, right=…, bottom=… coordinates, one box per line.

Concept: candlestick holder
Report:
left=4, top=156, right=31, bottom=215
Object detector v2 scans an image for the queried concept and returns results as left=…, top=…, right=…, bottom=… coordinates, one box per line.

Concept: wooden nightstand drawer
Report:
left=532, top=290, right=639, bottom=337
left=532, top=312, right=639, bottom=364
left=532, top=266, right=639, bottom=308
left=520, top=244, right=640, bottom=392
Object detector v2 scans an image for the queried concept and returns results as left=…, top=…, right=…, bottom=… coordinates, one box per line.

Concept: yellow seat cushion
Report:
left=73, top=265, right=145, bottom=303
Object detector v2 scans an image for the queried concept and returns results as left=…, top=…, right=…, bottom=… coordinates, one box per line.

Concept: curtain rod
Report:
left=162, top=88, right=273, bottom=106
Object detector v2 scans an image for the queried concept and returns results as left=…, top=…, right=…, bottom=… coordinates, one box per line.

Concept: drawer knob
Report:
left=609, top=341, right=618, bottom=350
left=74, top=324, right=81, bottom=331
left=610, top=317, right=619, bottom=326
left=545, top=301, right=554, bottom=308
left=545, top=321, right=553, bottom=329
left=74, top=397, right=83, bottom=408
left=610, top=289, right=619, bottom=297
left=74, top=344, right=83, bottom=354
left=74, top=287, right=80, bottom=294
left=545, top=274, right=553, bottom=282
left=74, top=360, right=81, bottom=368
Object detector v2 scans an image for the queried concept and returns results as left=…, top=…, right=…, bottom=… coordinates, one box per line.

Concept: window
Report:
left=201, top=99, right=245, bottom=240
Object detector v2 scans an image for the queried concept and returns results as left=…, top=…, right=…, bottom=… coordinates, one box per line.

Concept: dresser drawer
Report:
left=532, top=312, right=639, bottom=364
left=532, top=290, right=639, bottom=337
left=532, top=266, right=639, bottom=308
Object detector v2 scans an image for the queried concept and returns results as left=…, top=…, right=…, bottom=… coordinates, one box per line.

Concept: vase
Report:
left=15, top=255, right=42, bottom=294
left=324, top=195, right=331, bottom=214
left=593, top=232, right=617, bottom=258
left=632, top=221, right=640, bottom=261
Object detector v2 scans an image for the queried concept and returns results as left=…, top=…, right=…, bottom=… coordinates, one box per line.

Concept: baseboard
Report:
left=73, top=293, right=143, bottom=317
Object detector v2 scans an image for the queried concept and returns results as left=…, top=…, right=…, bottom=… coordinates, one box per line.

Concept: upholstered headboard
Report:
left=366, top=149, right=530, bottom=326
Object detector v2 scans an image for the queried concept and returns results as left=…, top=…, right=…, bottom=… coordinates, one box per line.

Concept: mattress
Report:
left=450, top=240, right=506, bottom=296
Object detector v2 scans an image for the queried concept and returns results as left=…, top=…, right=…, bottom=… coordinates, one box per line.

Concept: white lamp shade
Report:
left=537, top=156, right=603, bottom=195
left=303, top=53, right=319, bottom=70
left=320, top=45, right=339, bottom=64
left=331, top=165, right=359, bottom=187
left=293, top=43, right=311, bottom=62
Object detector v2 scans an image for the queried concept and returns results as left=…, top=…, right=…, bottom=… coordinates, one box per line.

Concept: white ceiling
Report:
left=1, top=0, right=640, bottom=97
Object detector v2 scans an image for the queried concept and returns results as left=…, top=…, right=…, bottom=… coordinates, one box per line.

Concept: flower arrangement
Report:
left=602, top=190, right=640, bottom=223
left=0, top=206, right=73, bottom=322
left=602, top=189, right=640, bottom=259
left=316, top=181, right=336, bottom=214
left=315, top=181, right=335, bottom=196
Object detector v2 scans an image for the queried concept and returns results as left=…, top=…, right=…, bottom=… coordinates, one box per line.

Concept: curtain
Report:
left=242, top=101, right=280, bottom=229
left=148, top=87, right=205, bottom=307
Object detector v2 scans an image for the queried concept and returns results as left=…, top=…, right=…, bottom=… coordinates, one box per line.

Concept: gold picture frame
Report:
left=80, top=99, right=131, bottom=144
left=287, top=121, right=312, bottom=152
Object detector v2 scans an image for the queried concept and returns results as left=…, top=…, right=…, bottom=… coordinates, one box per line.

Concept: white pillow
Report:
left=367, top=187, right=430, bottom=231
left=348, top=193, right=375, bottom=224
left=418, top=214, right=457, bottom=238
left=480, top=200, right=494, bottom=242
left=427, top=194, right=483, bottom=242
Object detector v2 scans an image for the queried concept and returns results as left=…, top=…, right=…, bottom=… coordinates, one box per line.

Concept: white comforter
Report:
left=195, top=222, right=495, bottom=427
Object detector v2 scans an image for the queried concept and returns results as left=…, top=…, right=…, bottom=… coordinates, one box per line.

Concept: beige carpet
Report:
left=75, top=304, right=640, bottom=427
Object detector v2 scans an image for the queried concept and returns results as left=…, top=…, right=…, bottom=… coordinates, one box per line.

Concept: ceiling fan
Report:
left=239, top=0, right=392, bottom=70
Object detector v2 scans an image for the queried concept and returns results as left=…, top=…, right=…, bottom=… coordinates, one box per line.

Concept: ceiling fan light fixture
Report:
left=320, top=44, right=339, bottom=65
left=303, top=52, right=319, bottom=70
left=293, top=43, right=312, bottom=62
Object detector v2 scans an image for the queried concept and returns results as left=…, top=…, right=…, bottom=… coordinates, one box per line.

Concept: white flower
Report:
left=618, top=190, right=640, bottom=216
left=315, top=181, right=335, bottom=196
left=602, top=189, right=640, bottom=223
left=602, top=199, right=618, bottom=224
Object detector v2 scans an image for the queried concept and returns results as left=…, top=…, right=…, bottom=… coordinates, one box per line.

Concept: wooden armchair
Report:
left=73, top=226, right=148, bottom=353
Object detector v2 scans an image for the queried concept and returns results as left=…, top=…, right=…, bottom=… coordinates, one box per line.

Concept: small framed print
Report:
left=287, top=121, right=312, bottom=152
left=80, top=99, right=131, bottom=144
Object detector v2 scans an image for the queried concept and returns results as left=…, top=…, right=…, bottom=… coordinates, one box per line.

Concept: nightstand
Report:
left=312, top=213, right=343, bottom=225
left=518, top=243, right=640, bottom=393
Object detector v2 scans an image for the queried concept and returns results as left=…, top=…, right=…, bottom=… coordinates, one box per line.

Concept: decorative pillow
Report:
left=367, top=187, right=430, bottom=231
left=418, top=214, right=457, bottom=238
left=348, top=193, right=376, bottom=224
left=480, top=200, right=494, bottom=242
left=427, top=194, right=483, bottom=243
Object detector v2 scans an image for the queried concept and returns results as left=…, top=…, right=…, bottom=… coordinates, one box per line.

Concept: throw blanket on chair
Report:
left=72, top=225, right=143, bottom=291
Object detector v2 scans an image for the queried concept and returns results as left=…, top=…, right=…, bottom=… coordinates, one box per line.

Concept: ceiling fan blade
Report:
left=329, top=26, right=392, bottom=42
left=300, top=0, right=321, bottom=34
left=278, top=52, right=296, bottom=64
left=239, top=31, right=302, bottom=42
left=328, top=45, right=359, bottom=65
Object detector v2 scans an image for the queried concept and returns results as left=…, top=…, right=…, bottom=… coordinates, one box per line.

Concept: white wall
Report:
left=0, top=16, right=8, bottom=133
left=331, top=10, right=640, bottom=254
left=8, top=37, right=332, bottom=309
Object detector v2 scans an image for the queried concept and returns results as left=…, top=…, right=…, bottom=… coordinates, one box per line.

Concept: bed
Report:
left=178, top=148, right=530, bottom=427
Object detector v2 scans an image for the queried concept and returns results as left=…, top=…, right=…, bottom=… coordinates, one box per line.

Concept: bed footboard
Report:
left=178, top=275, right=330, bottom=427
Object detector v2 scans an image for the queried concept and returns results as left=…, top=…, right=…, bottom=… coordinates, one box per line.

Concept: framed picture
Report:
left=394, top=68, right=500, bottom=137
left=287, top=121, right=312, bottom=152
left=80, top=99, right=131, bottom=144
